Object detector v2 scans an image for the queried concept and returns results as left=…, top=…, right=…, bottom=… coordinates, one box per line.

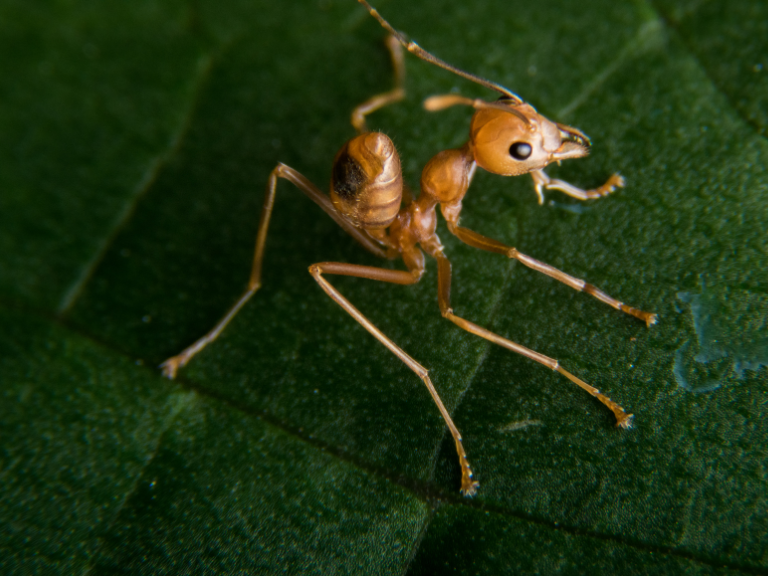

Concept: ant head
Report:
left=357, top=0, right=593, bottom=177
left=469, top=100, right=591, bottom=176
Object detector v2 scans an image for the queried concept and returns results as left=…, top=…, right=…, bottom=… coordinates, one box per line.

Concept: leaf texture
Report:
left=1, top=0, right=766, bottom=573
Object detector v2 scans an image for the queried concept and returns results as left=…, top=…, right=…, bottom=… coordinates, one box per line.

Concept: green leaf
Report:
left=1, top=0, right=767, bottom=573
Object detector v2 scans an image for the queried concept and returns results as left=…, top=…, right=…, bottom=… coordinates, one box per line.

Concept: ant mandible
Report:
left=161, top=0, right=658, bottom=497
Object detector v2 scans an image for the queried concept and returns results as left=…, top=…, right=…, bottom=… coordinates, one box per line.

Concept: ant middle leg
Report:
left=351, top=35, right=406, bottom=134
left=445, top=221, right=658, bottom=327
left=160, top=164, right=388, bottom=379
left=309, top=258, right=479, bottom=496
left=431, top=248, right=634, bottom=429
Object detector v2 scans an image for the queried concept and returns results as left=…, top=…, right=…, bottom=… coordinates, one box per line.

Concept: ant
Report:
left=161, top=0, right=658, bottom=497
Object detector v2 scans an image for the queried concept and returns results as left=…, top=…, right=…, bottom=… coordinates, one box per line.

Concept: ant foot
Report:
left=615, top=412, right=634, bottom=430
left=160, top=356, right=185, bottom=379
left=594, top=173, right=625, bottom=197
left=461, top=478, right=480, bottom=497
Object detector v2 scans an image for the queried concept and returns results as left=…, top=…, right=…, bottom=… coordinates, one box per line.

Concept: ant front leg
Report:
left=530, top=169, right=625, bottom=205
left=443, top=215, right=657, bottom=327
left=308, top=257, right=479, bottom=497
left=427, top=243, right=634, bottom=429
left=160, top=164, right=387, bottom=379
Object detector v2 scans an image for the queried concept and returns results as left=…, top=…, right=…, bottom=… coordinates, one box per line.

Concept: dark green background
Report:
left=1, top=0, right=766, bottom=574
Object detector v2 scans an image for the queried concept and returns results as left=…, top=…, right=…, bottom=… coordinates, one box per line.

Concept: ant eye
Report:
left=509, top=142, right=532, bottom=160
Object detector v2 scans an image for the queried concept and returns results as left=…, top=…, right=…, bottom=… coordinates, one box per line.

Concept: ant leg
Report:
left=309, top=260, right=479, bottom=497
left=357, top=0, right=522, bottom=102
left=530, top=168, right=625, bottom=205
left=432, top=249, right=633, bottom=429
left=351, top=35, right=406, bottom=134
left=445, top=221, right=658, bottom=327
left=160, top=163, right=388, bottom=379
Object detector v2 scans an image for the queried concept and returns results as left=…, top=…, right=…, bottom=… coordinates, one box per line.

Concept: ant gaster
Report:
left=161, top=0, right=658, bottom=496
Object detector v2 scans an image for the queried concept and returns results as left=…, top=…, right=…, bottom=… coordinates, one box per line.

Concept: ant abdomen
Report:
left=330, top=132, right=402, bottom=229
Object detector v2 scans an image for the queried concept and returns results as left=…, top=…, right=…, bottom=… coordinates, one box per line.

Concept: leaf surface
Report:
left=1, top=0, right=766, bottom=573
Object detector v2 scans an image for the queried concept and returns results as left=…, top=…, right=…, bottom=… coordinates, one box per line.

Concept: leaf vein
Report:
left=57, top=53, right=215, bottom=316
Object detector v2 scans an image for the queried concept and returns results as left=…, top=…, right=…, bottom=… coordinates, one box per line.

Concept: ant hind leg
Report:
left=309, top=260, right=480, bottom=496
left=160, top=164, right=389, bottom=379
left=432, top=249, right=634, bottom=429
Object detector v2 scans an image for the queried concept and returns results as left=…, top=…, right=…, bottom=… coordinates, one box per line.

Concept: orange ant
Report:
left=161, top=0, right=658, bottom=497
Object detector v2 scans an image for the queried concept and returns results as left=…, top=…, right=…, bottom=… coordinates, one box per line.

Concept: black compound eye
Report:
left=509, top=142, right=532, bottom=160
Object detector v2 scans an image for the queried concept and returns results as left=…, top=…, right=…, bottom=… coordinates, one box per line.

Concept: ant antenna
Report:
left=423, top=94, right=532, bottom=124
left=358, top=0, right=524, bottom=105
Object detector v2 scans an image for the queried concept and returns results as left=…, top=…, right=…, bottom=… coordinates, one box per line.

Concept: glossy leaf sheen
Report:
left=1, top=0, right=766, bottom=574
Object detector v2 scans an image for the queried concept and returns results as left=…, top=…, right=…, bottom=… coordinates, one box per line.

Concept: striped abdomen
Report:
left=330, top=132, right=402, bottom=229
